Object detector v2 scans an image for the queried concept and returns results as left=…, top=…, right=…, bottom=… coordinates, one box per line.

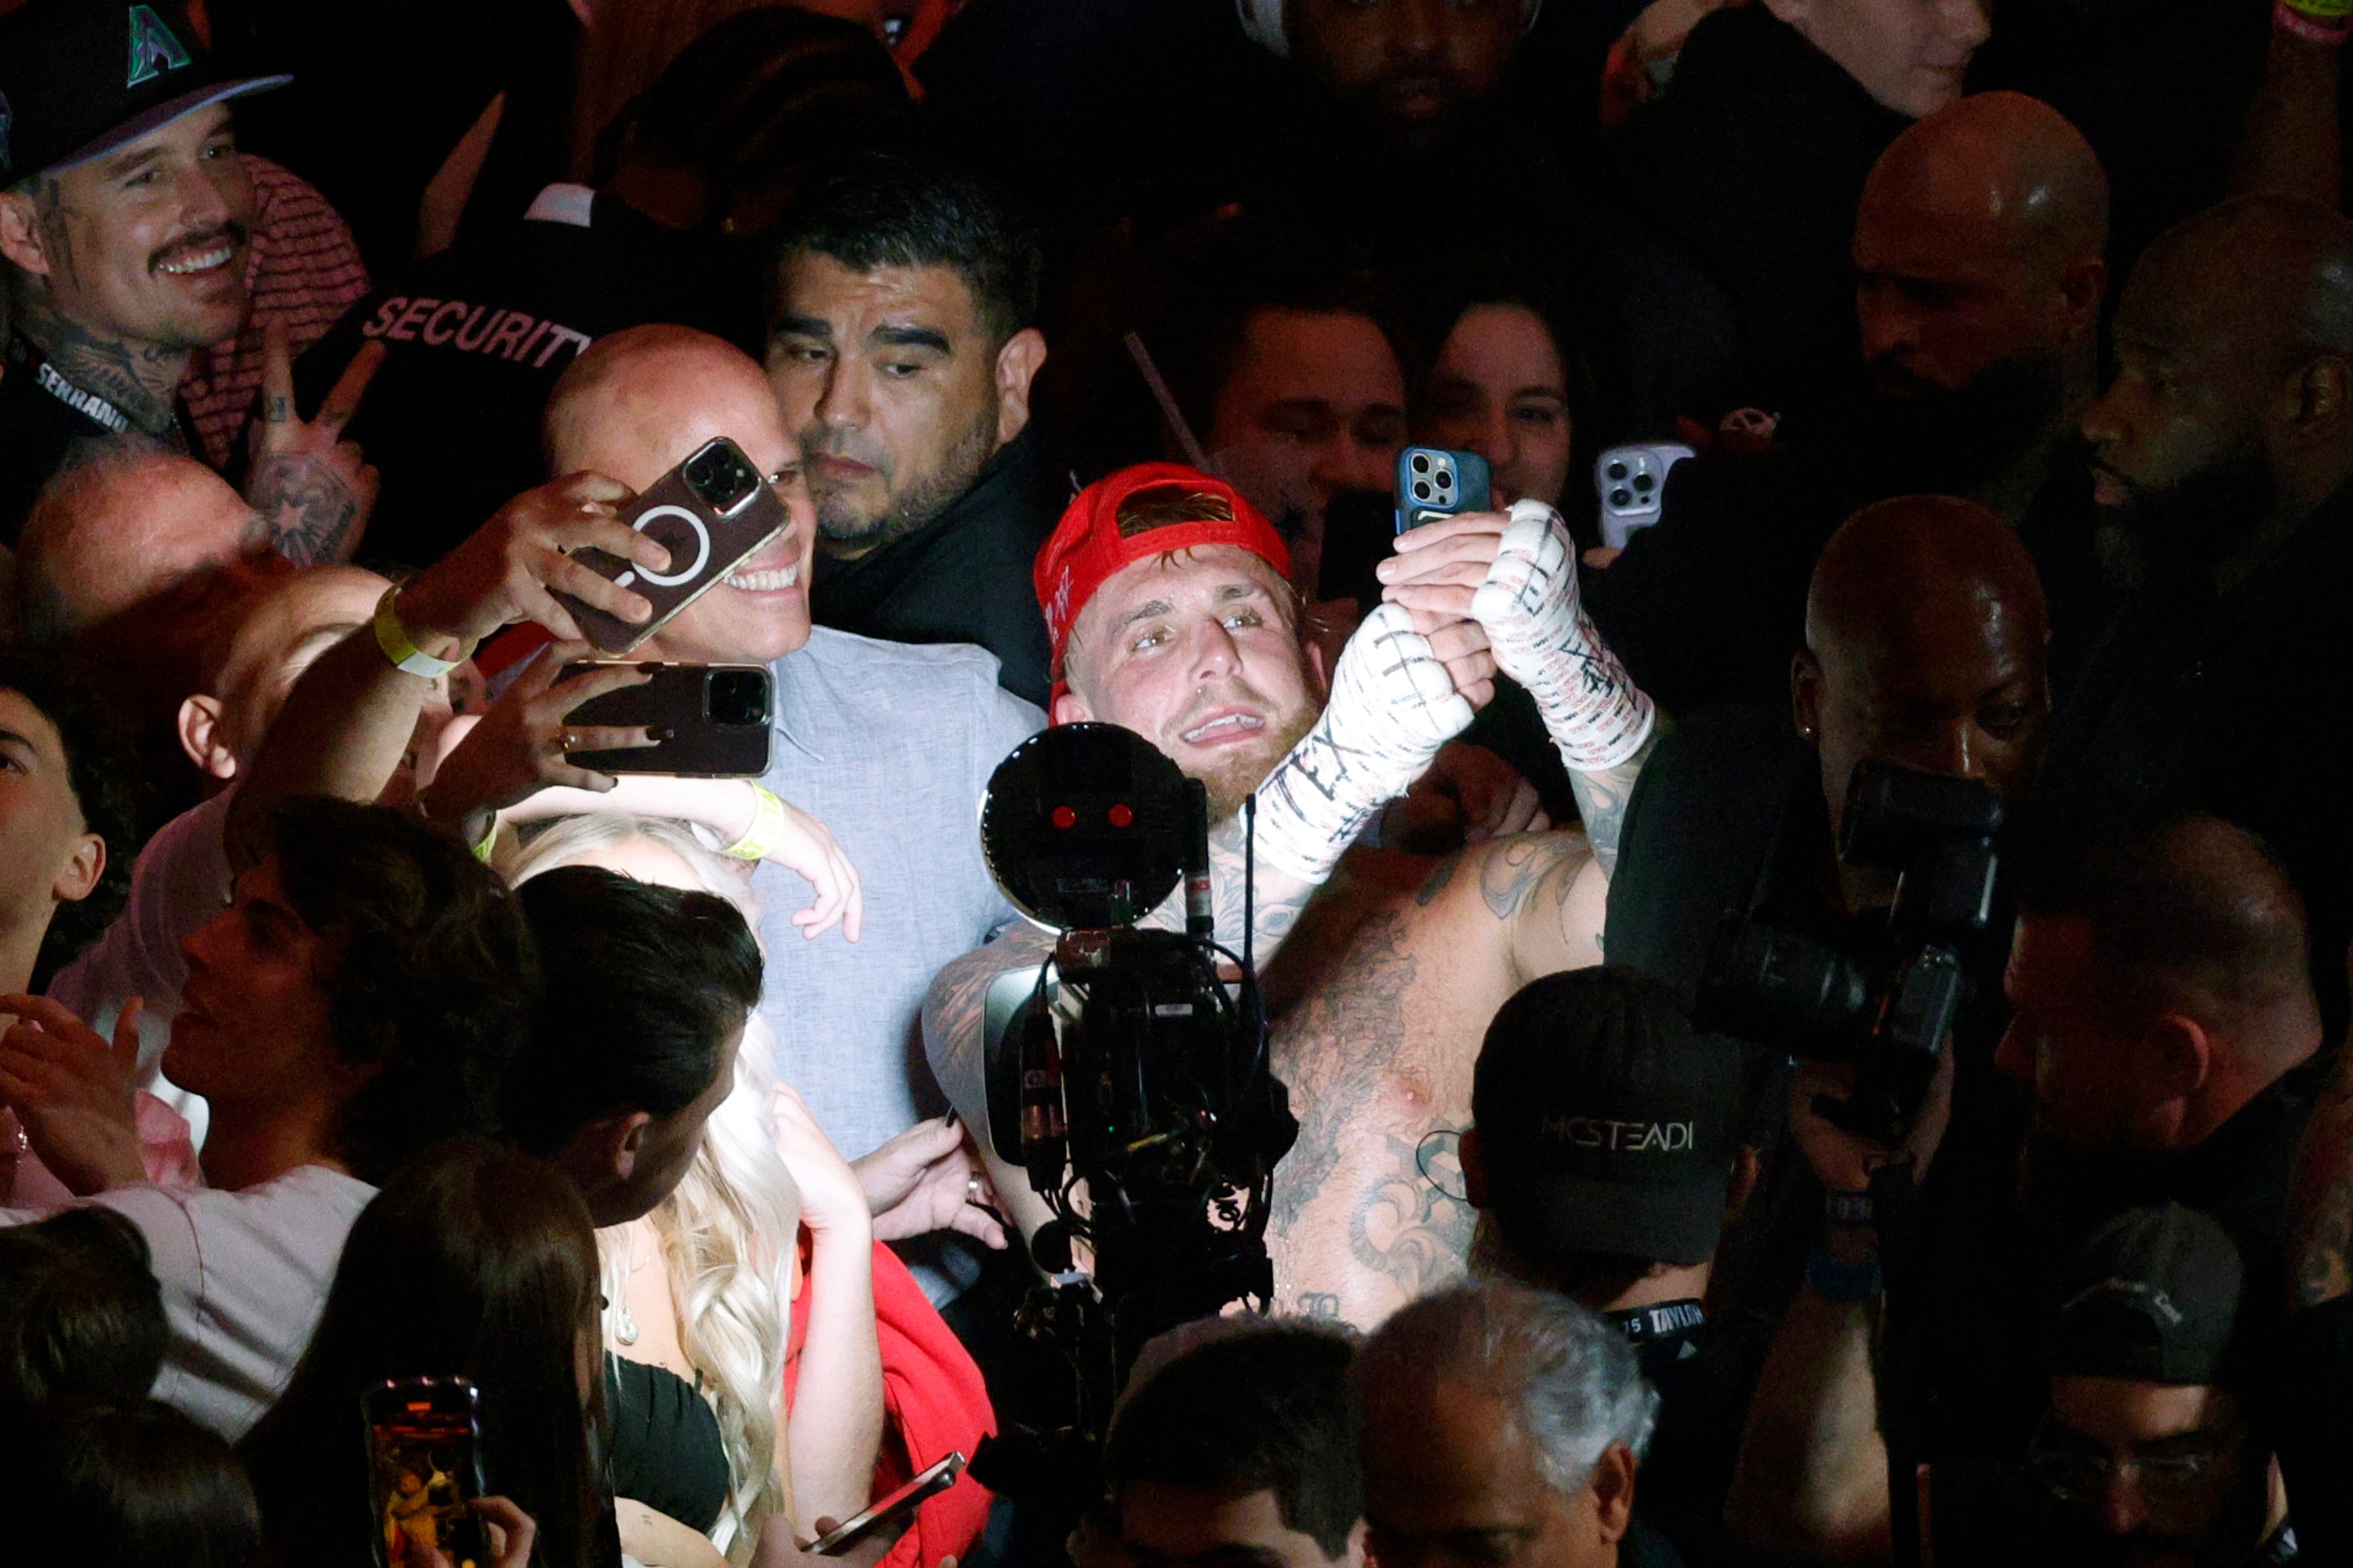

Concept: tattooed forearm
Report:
left=247, top=453, right=363, bottom=565
left=1562, top=721, right=1664, bottom=878
left=921, top=923, right=1057, bottom=1159
left=2289, top=1050, right=2353, bottom=1307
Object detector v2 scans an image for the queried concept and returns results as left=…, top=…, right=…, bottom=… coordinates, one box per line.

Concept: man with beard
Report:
left=768, top=154, right=1055, bottom=706
left=924, top=462, right=1657, bottom=1326
left=0, top=0, right=375, bottom=559
left=2047, top=194, right=2353, bottom=1030
left=1733, top=1203, right=2298, bottom=1566
left=1586, top=90, right=2112, bottom=718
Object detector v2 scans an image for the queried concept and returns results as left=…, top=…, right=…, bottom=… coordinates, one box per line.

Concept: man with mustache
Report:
left=768, top=154, right=1055, bottom=708
left=0, top=0, right=377, bottom=561
left=1586, top=90, right=2113, bottom=718
left=2046, top=193, right=2353, bottom=1031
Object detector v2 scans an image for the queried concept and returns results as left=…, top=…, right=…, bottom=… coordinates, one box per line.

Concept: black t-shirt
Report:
left=808, top=432, right=1055, bottom=710
left=296, top=190, right=766, bottom=574
left=2272, top=1295, right=2353, bottom=1561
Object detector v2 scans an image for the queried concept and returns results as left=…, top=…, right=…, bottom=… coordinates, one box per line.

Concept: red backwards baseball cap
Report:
left=1035, top=463, right=1293, bottom=679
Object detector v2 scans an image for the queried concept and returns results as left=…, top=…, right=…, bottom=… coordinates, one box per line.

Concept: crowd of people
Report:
left=0, top=0, right=2350, bottom=1564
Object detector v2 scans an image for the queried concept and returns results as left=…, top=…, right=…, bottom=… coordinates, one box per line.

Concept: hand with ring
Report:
left=418, top=644, right=660, bottom=831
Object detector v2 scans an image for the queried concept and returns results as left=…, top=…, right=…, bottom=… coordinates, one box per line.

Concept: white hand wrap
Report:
left=1251, top=601, right=1474, bottom=883
left=1470, top=499, right=1656, bottom=771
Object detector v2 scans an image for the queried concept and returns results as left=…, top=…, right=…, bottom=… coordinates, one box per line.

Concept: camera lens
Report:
left=1412, top=480, right=1432, bottom=500
left=1411, top=453, right=1431, bottom=473
left=1609, top=488, right=1632, bottom=507
left=706, top=670, right=770, bottom=727
left=686, top=443, right=760, bottom=513
left=1633, top=473, right=1654, bottom=493
left=1606, top=462, right=1628, bottom=481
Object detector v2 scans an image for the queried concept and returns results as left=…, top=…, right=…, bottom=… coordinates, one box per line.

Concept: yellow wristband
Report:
left=721, top=786, right=788, bottom=861
left=373, top=585, right=464, bottom=679
left=472, top=817, right=500, bottom=864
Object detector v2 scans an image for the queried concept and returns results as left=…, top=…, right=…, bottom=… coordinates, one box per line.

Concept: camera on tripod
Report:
left=977, top=723, right=1297, bottom=1428
left=1697, top=758, right=2003, bottom=1146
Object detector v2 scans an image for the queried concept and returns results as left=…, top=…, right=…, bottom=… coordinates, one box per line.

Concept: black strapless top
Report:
left=605, top=1353, right=733, bottom=1535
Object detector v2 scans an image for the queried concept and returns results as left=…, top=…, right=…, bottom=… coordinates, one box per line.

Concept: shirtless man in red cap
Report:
left=927, top=463, right=1655, bottom=1325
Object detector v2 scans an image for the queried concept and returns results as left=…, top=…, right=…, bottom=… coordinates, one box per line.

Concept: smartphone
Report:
left=1395, top=447, right=1493, bottom=534
left=559, top=661, right=774, bottom=777
left=810, top=1452, right=966, bottom=1556
left=554, top=436, right=789, bottom=656
left=362, top=1378, right=491, bottom=1568
left=1595, top=443, right=1695, bottom=549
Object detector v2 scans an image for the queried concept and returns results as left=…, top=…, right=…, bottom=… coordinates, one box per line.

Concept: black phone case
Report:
left=553, top=443, right=789, bottom=656
left=559, top=662, right=774, bottom=777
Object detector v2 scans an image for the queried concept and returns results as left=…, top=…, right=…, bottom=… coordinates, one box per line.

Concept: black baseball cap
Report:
left=1471, top=966, right=1748, bottom=1268
left=0, top=0, right=289, bottom=186
left=2045, top=1204, right=2247, bottom=1388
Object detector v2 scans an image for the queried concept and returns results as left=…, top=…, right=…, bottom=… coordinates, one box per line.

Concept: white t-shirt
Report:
left=1, top=1164, right=376, bottom=1439
left=48, top=787, right=238, bottom=1146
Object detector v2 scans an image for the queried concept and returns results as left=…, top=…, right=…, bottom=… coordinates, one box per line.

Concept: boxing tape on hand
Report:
left=1250, top=601, right=1475, bottom=883
left=1470, top=499, right=1657, bottom=771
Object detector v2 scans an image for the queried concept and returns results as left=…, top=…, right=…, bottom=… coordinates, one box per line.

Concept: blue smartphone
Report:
left=1395, top=447, right=1493, bottom=534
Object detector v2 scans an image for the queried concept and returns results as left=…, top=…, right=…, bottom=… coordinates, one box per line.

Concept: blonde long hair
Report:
left=500, top=814, right=799, bottom=1552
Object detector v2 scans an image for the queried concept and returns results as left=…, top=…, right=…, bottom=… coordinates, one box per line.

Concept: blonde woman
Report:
left=501, top=815, right=994, bottom=1568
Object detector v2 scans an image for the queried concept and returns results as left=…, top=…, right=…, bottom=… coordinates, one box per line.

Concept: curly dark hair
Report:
left=268, top=800, right=539, bottom=1186
left=0, top=645, right=147, bottom=989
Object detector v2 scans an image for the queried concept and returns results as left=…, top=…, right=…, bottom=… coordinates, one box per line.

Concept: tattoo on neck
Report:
left=18, top=298, right=190, bottom=437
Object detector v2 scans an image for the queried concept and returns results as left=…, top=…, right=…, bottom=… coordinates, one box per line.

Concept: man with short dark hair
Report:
left=770, top=154, right=1054, bottom=705
left=1465, top=965, right=1761, bottom=1567
left=1106, top=1323, right=1367, bottom=1568
left=1999, top=811, right=2321, bottom=1251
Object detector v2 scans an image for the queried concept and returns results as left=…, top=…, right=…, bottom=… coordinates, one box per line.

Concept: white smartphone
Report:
left=1596, top=443, right=1696, bottom=549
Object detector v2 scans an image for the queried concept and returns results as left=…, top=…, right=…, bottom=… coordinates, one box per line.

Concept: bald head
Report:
left=18, top=448, right=263, bottom=642
left=1865, top=92, right=2108, bottom=270
left=544, top=325, right=794, bottom=488
left=2128, top=195, right=2353, bottom=377
left=1798, top=498, right=2049, bottom=842
left=1854, top=94, right=2108, bottom=421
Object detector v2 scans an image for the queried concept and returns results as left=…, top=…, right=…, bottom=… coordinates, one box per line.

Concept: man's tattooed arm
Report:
left=2289, top=1036, right=2353, bottom=1306
left=1561, top=721, right=1664, bottom=878
left=1418, top=830, right=1605, bottom=988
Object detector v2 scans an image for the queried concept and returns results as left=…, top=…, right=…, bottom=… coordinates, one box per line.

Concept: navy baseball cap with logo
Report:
left=0, top=0, right=289, bottom=186
left=1472, top=965, right=1748, bottom=1268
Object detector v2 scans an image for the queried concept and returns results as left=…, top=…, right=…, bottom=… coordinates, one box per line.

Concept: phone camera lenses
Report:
left=1609, top=488, right=1633, bottom=507
left=1411, top=453, right=1431, bottom=473
left=1633, top=473, right=1655, bottom=493
left=1606, top=462, right=1629, bottom=481
left=686, top=444, right=762, bottom=514
left=706, top=670, right=770, bottom=727
left=1412, top=480, right=1432, bottom=500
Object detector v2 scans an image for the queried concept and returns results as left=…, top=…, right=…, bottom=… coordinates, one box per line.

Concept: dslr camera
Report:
left=1698, top=758, right=2003, bottom=1146
left=976, top=724, right=1297, bottom=1459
